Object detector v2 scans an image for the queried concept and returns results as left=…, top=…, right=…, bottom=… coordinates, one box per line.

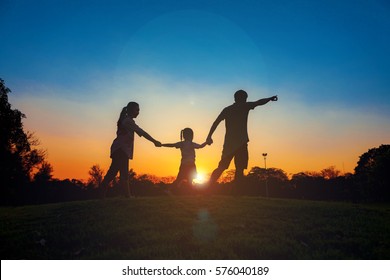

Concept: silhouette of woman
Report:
left=161, top=128, right=207, bottom=188
left=101, top=102, right=161, bottom=197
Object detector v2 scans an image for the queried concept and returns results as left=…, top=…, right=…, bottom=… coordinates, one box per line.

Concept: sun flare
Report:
left=193, top=172, right=206, bottom=184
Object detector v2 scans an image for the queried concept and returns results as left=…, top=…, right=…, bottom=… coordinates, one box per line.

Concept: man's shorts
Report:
left=218, top=144, right=249, bottom=170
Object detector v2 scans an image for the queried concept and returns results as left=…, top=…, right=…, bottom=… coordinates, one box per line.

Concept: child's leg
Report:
left=173, top=165, right=185, bottom=188
left=186, top=164, right=197, bottom=186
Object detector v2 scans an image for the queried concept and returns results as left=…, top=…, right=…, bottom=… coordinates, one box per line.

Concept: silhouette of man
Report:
left=206, top=89, right=277, bottom=184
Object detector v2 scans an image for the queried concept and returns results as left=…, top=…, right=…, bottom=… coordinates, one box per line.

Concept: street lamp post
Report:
left=262, top=153, right=268, bottom=198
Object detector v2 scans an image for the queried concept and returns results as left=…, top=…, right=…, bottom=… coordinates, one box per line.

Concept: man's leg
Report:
left=209, top=167, right=225, bottom=185
left=234, top=144, right=249, bottom=179
left=234, top=168, right=244, bottom=181
left=209, top=152, right=234, bottom=185
left=233, top=144, right=249, bottom=193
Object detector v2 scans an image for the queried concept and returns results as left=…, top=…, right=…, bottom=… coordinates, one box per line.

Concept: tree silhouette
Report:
left=33, top=161, right=54, bottom=183
left=320, top=166, right=341, bottom=179
left=245, top=167, right=289, bottom=196
left=87, top=164, right=104, bottom=188
left=247, top=166, right=288, bottom=181
left=354, top=144, right=390, bottom=201
left=0, top=78, right=45, bottom=204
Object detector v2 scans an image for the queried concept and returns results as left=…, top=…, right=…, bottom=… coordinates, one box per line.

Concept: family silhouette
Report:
left=101, top=90, right=277, bottom=197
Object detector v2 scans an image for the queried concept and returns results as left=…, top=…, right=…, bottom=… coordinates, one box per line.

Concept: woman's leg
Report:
left=118, top=152, right=130, bottom=197
left=101, top=149, right=127, bottom=197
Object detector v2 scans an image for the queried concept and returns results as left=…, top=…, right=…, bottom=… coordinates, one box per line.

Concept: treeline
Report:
left=1, top=78, right=389, bottom=205
left=1, top=162, right=385, bottom=206
left=218, top=167, right=355, bottom=201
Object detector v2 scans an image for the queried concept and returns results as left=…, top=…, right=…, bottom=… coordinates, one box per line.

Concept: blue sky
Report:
left=1, top=0, right=389, bottom=179
left=2, top=0, right=389, bottom=108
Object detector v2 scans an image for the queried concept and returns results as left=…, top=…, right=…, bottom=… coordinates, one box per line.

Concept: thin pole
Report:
left=262, top=153, right=268, bottom=198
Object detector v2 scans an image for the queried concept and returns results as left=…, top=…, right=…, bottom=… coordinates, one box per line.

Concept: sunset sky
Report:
left=1, top=0, right=389, bottom=181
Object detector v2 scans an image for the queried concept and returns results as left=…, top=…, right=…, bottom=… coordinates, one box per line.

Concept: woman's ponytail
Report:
left=117, top=101, right=139, bottom=129
left=117, top=106, right=127, bottom=128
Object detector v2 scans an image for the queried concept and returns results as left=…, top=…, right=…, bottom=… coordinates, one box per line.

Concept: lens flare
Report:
left=193, top=172, right=206, bottom=184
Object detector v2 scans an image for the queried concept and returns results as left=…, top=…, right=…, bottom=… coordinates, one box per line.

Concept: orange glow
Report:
left=14, top=83, right=388, bottom=182
left=35, top=121, right=361, bottom=181
left=193, top=171, right=207, bottom=184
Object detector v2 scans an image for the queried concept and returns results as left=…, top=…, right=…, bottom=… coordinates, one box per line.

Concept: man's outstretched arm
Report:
left=253, top=95, right=278, bottom=107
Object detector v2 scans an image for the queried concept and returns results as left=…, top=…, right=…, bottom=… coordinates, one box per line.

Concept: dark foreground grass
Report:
left=1, top=196, right=389, bottom=259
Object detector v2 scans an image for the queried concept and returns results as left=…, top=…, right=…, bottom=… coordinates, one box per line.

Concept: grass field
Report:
left=1, top=196, right=389, bottom=260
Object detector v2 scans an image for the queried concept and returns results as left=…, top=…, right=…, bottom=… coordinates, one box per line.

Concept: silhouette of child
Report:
left=161, top=128, right=207, bottom=187
left=101, top=102, right=161, bottom=197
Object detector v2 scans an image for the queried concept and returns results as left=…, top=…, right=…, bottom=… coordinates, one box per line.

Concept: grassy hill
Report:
left=1, top=196, right=389, bottom=259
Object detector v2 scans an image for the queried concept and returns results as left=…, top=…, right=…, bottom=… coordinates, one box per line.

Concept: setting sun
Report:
left=193, top=171, right=207, bottom=184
